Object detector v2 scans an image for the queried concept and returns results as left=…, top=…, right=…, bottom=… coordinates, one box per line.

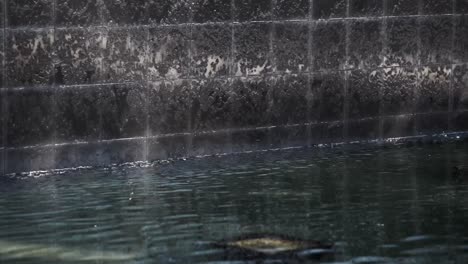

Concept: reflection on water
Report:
left=1, top=142, right=468, bottom=263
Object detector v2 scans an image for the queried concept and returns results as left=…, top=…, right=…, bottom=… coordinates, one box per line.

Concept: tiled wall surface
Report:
left=1, top=0, right=468, bottom=174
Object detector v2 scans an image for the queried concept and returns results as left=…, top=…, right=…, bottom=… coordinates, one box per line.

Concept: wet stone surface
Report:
left=55, top=87, right=101, bottom=142
left=229, top=77, right=272, bottom=128
left=313, top=0, right=347, bottom=20
left=384, top=17, right=419, bottom=68
left=104, top=28, right=148, bottom=83
left=55, top=28, right=105, bottom=85
left=192, top=0, right=232, bottom=23
left=6, top=29, right=54, bottom=87
left=8, top=0, right=53, bottom=27
left=386, top=0, right=420, bottom=16
left=148, top=80, right=193, bottom=135
left=347, top=69, right=381, bottom=119
left=458, top=0, right=468, bottom=14
left=348, top=19, right=383, bottom=70
left=0, top=0, right=3, bottom=28
left=379, top=67, right=417, bottom=115
left=233, top=23, right=273, bottom=76
left=454, top=16, right=468, bottom=64
left=234, top=0, right=272, bottom=22
left=453, top=64, right=468, bottom=111
left=312, top=20, right=346, bottom=71
left=6, top=88, right=56, bottom=148
left=349, top=0, right=383, bottom=17
left=273, top=22, right=309, bottom=74
left=312, top=71, right=345, bottom=122
left=101, top=0, right=149, bottom=25
left=274, top=0, right=309, bottom=20
left=148, top=26, right=191, bottom=80
left=422, top=0, right=453, bottom=15
left=191, top=24, right=231, bottom=78
left=99, top=84, right=148, bottom=140
left=0, top=31, right=4, bottom=87
left=56, top=0, right=101, bottom=27
left=416, top=65, right=451, bottom=113
left=420, top=17, right=453, bottom=66
left=190, top=78, right=232, bottom=132
left=268, top=74, right=310, bottom=125
left=146, top=0, right=192, bottom=25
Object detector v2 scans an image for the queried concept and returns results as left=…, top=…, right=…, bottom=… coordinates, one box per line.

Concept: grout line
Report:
left=229, top=0, right=236, bottom=78
left=449, top=0, right=457, bottom=130
left=1, top=0, right=6, bottom=175
left=2, top=13, right=464, bottom=32
left=51, top=0, right=58, bottom=168
left=186, top=11, right=194, bottom=157
left=143, top=26, right=150, bottom=161
left=4, top=109, right=467, bottom=152
left=413, top=0, right=423, bottom=136
left=1, top=61, right=462, bottom=93
left=379, top=1, right=388, bottom=140
left=343, top=0, right=351, bottom=141
left=307, top=0, right=314, bottom=146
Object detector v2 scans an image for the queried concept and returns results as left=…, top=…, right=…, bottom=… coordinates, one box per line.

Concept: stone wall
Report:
left=1, top=0, right=468, bottom=174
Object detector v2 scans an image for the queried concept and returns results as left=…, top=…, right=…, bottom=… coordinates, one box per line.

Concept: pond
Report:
left=1, top=142, right=468, bottom=263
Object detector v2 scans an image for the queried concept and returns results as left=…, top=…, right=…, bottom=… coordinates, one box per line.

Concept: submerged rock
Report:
left=214, top=234, right=334, bottom=262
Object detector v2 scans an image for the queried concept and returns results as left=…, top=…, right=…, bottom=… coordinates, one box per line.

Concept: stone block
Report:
left=6, top=29, right=54, bottom=87
left=5, top=146, right=56, bottom=174
left=55, top=86, right=101, bottom=142
left=234, top=0, right=272, bottom=22
left=312, top=20, right=346, bottom=71
left=8, top=0, right=53, bottom=27
left=416, top=65, right=450, bottom=113
left=347, top=118, right=381, bottom=141
left=457, top=0, right=468, bottom=14
left=99, top=83, right=148, bottom=140
left=349, top=0, right=383, bottom=17
left=347, top=69, right=381, bottom=119
left=229, top=77, right=272, bottom=128
left=5, top=87, right=55, bottom=147
left=454, top=16, right=468, bottom=64
left=349, top=19, right=383, bottom=69
left=379, top=67, right=417, bottom=115
left=147, top=0, right=192, bottom=25
left=273, top=22, right=309, bottom=74
left=104, top=27, right=148, bottom=82
left=233, top=23, right=273, bottom=76
left=193, top=0, right=232, bottom=23
left=148, top=26, right=191, bottom=80
left=147, top=135, right=188, bottom=161
left=268, top=74, right=310, bottom=125
left=386, top=0, right=420, bottom=16
left=56, top=0, right=101, bottom=27
left=191, top=78, right=232, bottom=132
left=384, top=17, right=419, bottom=68
left=101, top=0, right=149, bottom=25
left=311, top=71, right=345, bottom=122
left=422, top=0, right=453, bottom=15
left=55, top=28, right=105, bottom=85
left=453, top=64, right=468, bottom=111
left=382, top=115, right=416, bottom=139
left=312, top=0, right=347, bottom=20
left=420, top=16, right=453, bottom=66
left=191, top=24, right=231, bottom=78
left=148, top=80, right=193, bottom=135
left=274, top=0, right=309, bottom=20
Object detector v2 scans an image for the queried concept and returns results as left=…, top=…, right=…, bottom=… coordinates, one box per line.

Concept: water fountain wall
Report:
left=1, top=0, right=468, bottom=174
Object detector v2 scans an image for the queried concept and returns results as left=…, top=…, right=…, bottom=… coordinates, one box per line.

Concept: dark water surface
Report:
left=1, top=142, right=468, bottom=263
